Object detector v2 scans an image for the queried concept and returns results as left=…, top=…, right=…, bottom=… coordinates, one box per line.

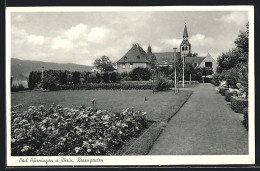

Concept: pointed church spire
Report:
left=183, top=17, right=188, bottom=38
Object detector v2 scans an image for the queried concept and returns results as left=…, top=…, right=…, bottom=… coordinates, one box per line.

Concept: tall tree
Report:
left=93, top=56, right=116, bottom=72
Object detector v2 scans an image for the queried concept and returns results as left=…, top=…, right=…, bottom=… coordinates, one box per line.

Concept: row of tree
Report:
left=212, top=22, right=248, bottom=96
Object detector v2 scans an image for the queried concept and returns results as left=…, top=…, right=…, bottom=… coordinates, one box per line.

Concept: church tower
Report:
left=180, top=19, right=191, bottom=57
left=147, top=43, right=152, bottom=55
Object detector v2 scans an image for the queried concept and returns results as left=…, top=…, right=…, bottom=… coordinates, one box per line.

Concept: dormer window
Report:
left=137, top=56, right=140, bottom=59
left=124, top=56, right=127, bottom=60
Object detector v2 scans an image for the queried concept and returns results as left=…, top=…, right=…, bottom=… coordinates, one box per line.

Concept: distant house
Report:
left=117, top=44, right=151, bottom=73
left=116, top=20, right=217, bottom=73
left=185, top=53, right=217, bottom=72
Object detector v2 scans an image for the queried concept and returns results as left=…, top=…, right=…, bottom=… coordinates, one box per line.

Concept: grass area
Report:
left=12, top=90, right=192, bottom=122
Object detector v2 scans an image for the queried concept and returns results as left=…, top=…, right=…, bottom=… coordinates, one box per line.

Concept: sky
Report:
left=10, top=10, right=248, bottom=66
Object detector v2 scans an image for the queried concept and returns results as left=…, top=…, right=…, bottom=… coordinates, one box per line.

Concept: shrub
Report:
left=11, top=84, right=25, bottom=92
left=155, top=76, right=170, bottom=91
left=11, top=104, right=149, bottom=156
left=225, top=90, right=237, bottom=102
left=242, top=108, right=248, bottom=130
left=230, top=96, right=248, bottom=113
left=129, top=68, right=151, bottom=81
left=57, top=83, right=153, bottom=90
left=102, top=72, right=110, bottom=83
left=110, top=72, right=119, bottom=83
left=120, top=72, right=131, bottom=81
left=219, top=88, right=229, bottom=96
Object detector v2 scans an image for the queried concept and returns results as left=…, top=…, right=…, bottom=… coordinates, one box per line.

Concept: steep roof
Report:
left=153, top=52, right=181, bottom=65
left=183, top=24, right=189, bottom=38
left=185, top=57, right=205, bottom=64
left=117, top=44, right=150, bottom=63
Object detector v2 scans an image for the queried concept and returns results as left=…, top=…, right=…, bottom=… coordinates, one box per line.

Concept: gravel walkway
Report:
left=149, top=83, right=248, bottom=155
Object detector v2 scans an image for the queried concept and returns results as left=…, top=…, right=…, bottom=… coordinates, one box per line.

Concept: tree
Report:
left=59, top=71, right=68, bottom=85
left=28, top=71, right=42, bottom=90
left=102, top=72, right=110, bottom=83
left=216, top=22, right=248, bottom=74
left=72, top=71, right=80, bottom=84
left=93, top=56, right=116, bottom=72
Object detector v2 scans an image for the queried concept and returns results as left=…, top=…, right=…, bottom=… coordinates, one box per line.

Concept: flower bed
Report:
left=225, top=90, right=237, bottom=102
left=241, top=108, right=248, bottom=130
left=230, top=96, right=248, bottom=113
left=219, top=88, right=229, bottom=96
left=11, top=104, right=149, bottom=156
left=56, top=83, right=152, bottom=90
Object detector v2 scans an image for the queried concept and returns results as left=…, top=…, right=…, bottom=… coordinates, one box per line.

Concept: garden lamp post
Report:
left=173, top=48, right=177, bottom=93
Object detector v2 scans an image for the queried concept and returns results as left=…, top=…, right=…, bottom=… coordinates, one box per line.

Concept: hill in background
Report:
left=11, top=58, right=93, bottom=81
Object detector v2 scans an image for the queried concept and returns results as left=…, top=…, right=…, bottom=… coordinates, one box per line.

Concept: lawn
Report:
left=11, top=90, right=193, bottom=122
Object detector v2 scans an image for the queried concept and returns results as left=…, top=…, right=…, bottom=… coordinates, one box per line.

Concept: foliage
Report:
left=57, top=83, right=153, bottom=90
left=102, top=72, right=110, bottom=83
left=129, top=67, right=151, bottom=81
left=11, top=84, right=25, bottom=92
left=154, top=76, right=170, bottom=91
left=225, top=90, right=237, bottom=102
left=110, top=72, right=119, bottom=83
left=28, top=71, right=42, bottom=90
left=96, top=73, right=101, bottom=83
left=11, top=104, right=149, bottom=156
left=72, top=71, right=80, bottom=84
left=230, top=96, right=248, bottom=113
left=242, top=107, right=248, bottom=130
left=59, top=71, right=68, bottom=85
left=42, top=73, right=58, bottom=91
left=93, top=56, right=116, bottom=72
left=119, top=72, right=131, bottom=81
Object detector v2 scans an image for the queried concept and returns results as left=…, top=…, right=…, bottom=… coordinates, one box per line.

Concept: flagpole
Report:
left=183, top=53, right=185, bottom=88
left=173, top=48, right=177, bottom=93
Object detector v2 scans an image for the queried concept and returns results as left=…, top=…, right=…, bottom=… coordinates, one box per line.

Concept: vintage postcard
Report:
left=6, top=6, right=255, bottom=166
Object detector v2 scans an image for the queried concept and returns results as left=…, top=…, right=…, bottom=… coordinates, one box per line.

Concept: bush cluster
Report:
left=154, top=76, right=170, bottom=91
left=242, top=108, right=248, bottom=130
left=11, top=104, right=149, bottom=156
left=230, top=96, right=248, bottom=113
left=11, top=84, right=25, bottom=92
left=225, top=90, right=237, bottom=102
left=219, top=88, right=229, bottom=96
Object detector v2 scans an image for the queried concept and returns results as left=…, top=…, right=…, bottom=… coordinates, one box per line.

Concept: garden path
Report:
left=149, top=83, right=248, bottom=155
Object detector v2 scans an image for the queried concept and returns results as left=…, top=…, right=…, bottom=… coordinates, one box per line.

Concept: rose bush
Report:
left=11, top=104, right=149, bottom=156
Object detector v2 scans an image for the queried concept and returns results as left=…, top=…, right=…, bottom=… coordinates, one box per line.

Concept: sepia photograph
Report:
left=6, top=6, right=255, bottom=166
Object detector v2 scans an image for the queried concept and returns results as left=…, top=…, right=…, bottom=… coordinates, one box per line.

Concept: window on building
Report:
left=182, top=47, right=184, bottom=51
left=122, top=63, right=126, bottom=69
left=137, top=56, right=140, bottom=59
left=124, top=56, right=127, bottom=60
left=185, top=47, right=188, bottom=50
left=205, top=62, right=212, bottom=68
left=130, top=63, right=133, bottom=68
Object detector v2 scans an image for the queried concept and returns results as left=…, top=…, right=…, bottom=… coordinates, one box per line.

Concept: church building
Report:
left=116, top=21, right=217, bottom=73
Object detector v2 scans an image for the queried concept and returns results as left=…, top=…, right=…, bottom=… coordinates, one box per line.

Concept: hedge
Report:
left=230, top=96, right=248, bottom=113
left=241, top=107, right=248, bottom=130
left=219, top=88, right=229, bottom=96
left=225, top=90, right=237, bottom=102
left=57, top=83, right=153, bottom=90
